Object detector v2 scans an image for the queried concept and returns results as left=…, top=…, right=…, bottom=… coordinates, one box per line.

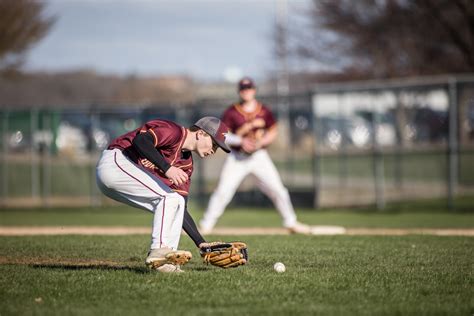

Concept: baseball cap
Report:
left=238, top=77, right=256, bottom=91
left=193, top=116, right=231, bottom=153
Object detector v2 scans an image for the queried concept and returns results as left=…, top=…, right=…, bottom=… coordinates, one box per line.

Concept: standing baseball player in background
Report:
left=96, top=116, right=247, bottom=273
left=199, top=77, right=312, bottom=235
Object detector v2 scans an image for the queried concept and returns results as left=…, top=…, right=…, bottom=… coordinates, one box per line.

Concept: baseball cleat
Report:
left=287, top=222, right=312, bottom=235
left=146, top=248, right=192, bottom=270
left=199, top=225, right=213, bottom=235
left=155, top=264, right=185, bottom=273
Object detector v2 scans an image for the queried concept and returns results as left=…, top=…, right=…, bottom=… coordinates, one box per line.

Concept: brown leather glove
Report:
left=199, top=241, right=248, bottom=269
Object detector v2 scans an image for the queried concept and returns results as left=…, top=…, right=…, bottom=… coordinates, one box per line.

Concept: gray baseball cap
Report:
left=193, top=116, right=231, bottom=153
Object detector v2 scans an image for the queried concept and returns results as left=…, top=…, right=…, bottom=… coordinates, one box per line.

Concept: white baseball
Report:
left=273, top=262, right=286, bottom=273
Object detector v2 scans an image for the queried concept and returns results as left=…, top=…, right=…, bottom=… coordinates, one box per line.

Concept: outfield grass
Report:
left=0, top=235, right=472, bottom=315
left=0, top=198, right=472, bottom=315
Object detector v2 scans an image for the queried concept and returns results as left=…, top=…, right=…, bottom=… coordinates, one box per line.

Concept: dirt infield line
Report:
left=0, top=226, right=473, bottom=236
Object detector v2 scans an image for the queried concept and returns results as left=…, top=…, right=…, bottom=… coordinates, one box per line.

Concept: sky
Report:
left=26, top=0, right=310, bottom=82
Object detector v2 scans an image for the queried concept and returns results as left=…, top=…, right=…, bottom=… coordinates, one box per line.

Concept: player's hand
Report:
left=241, top=137, right=258, bottom=154
left=236, top=122, right=253, bottom=136
left=165, top=166, right=188, bottom=186
left=252, top=118, right=265, bottom=128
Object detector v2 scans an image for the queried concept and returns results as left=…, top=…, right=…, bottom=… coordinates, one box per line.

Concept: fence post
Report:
left=394, top=91, right=404, bottom=190
left=42, top=112, right=51, bottom=207
left=2, top=111, right=9, bottom=206
left=31, top=108, right=40, bottom=200
left=311, top=93, right=321, bottom=209
left=337, top=94, right=348, bottom=190
left=372, top=93, right=385, bottom=210
left=90, top=108, right=101, bottom=207
left=447, top=78, right=458, bottom=209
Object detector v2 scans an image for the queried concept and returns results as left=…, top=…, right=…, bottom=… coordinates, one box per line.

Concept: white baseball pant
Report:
left=200, top=149, right=297, bottom=230
left=96, top=149, right=185, bottom=250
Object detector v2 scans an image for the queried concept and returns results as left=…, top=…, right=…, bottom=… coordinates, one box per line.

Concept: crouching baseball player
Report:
left=96, top=116, right=248, bottom=273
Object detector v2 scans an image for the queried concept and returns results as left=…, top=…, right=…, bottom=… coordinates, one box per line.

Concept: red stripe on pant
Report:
left=114, top=151, right=166, bottom=247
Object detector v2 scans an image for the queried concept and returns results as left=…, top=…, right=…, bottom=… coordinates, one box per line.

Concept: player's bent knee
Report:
left=167, top=193, right=186, bottom=208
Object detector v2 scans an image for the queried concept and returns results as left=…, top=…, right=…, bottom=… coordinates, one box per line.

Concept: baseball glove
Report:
left=199, top=241, right=248, bottom=269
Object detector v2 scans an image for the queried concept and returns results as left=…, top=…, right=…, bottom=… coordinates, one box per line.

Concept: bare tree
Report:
left=0, top=0, right=55, bottom=75
left=290, top=0, right=474, bottom=79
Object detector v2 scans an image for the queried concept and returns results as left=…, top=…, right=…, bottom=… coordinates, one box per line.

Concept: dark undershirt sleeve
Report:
left=182, top=197, right=206, bottom=247
left=132, top=132, right=171, bottom=173
left=133, top=133, right=205, bottom=247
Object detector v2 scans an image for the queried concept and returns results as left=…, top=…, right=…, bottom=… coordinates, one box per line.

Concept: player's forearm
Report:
left=224, top=133, right=242, bottom=146
left=182, top=206, right=206, bottom=247
left=258, top=126, right=277, bottom=148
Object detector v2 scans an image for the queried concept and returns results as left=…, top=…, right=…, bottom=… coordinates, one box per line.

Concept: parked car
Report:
left=404, top=107, right=448, bottom=143
left=318, top=112, right=396, bottom=150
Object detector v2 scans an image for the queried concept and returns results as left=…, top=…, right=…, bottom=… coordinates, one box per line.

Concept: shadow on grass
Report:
left=0, top=257, right=150, bottom=274
left=0, top=257, right=215, bottom=273
left=30, top=262, right=149, bottom=274
left=29, top=262, right=215, bottom=273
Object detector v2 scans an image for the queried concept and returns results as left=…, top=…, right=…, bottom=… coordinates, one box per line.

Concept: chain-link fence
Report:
left=1, top=75, right=473, bottom=209
left=311, top=75, right=474, bottom=209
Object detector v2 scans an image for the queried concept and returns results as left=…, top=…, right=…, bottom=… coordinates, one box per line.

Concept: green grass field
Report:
left=1, top=199, right=473, bottom=315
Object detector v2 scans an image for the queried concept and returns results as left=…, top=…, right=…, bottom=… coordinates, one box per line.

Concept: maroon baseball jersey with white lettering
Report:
left=222, top=102, right=277, bottom=153
left=108, top=119, right=193, bottom=196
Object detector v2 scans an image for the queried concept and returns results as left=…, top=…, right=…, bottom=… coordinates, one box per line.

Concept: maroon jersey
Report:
left=222, top=102, right=277, bottom=153
left=108, top=119, right=193, bottom=196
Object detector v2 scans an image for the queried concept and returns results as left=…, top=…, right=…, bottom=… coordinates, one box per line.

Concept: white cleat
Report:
left=287, top=222, right=312, bottom=235
left=155, top=264, right=184, bottom=273
left=145, top=248, right=192, bottom=270
left=199, top=225, right=214, bottom=235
